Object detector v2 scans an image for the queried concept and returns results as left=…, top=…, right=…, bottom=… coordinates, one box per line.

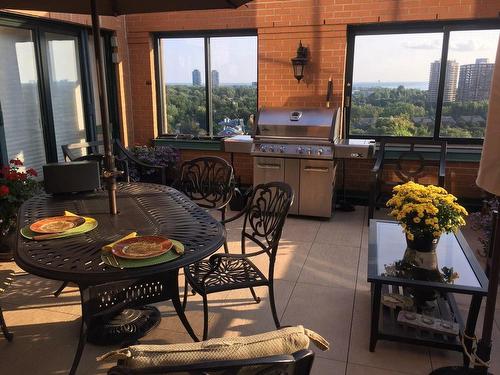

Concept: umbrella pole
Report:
left=90, top=0, right=118, bottom=215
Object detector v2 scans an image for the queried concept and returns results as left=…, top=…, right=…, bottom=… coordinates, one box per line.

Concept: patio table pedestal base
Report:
left=87, top=306, right=161, bottom=346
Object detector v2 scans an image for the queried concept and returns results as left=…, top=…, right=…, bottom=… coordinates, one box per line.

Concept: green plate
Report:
left=102, top=239, right=184, bottom=269
left=20, top=217, right=98, bottom=240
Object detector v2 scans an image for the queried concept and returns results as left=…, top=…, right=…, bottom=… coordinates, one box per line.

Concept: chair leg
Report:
left=268, top=283, right=280, bottom=329
left=202, top=294, right=209, bottom=341
left=249, top=287, right=261, bottom=303
left=53, top=281, right=68, bottom=297
left=0, top=306, right=13, bottom=342
left=221, top=209, right=229, bottom=254
left=182, top=277, right=189, bottom=310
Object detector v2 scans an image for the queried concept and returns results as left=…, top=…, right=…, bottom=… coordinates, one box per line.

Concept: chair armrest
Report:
left=209, top=250, right=268, bottom=263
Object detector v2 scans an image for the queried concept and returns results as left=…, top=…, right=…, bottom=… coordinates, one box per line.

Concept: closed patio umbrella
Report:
left=431, top=38, right=500, bottom=375
left=0, top=0, right=253, bottom=214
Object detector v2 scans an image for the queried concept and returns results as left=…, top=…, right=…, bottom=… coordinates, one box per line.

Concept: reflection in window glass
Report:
left=210, top=36, right=257, bottom=135
left=46, top=33, right=87, bottom=161
left=160, top=38, right=206, bottom=136
left=350, top=33, right=443, bottom=137
left=440, top=30, right=499, bottom=138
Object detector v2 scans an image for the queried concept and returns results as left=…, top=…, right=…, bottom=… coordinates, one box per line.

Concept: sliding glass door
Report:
left=0, top=26, right=46, bottom=175
left=0, top=14, right=118, bottom=172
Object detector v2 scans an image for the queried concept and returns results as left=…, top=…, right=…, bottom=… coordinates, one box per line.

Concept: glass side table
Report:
left=368, top=220, right=488, bottom=365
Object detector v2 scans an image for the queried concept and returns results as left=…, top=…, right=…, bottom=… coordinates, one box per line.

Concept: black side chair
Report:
left=61, top=140, right=105, bottom=167
left=107, top=349, right=314, bottom=375
left=183, top=182, right=294, bottom=340
left=368, top=138, right=447, bottom=225
left=113, top=139, right=170, bottom=185
left=0, top=269, right=14, bottom=341
left=174, top=156, right=234, bottom=253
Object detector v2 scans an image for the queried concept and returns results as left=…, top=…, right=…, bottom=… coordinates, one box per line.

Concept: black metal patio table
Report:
left=368, top=220, right=488, bottom=364
left=14, top=182, right=226, bottom=375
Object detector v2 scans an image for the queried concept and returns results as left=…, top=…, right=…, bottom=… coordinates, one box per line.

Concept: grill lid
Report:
left=254, top=108, right=339, bottom=140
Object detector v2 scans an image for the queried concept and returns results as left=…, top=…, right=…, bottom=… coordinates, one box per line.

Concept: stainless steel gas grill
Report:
left=251, top=108, right=341, bottom=217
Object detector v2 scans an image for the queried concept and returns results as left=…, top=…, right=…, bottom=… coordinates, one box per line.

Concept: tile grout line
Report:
left=344, top=206, right=366, bottom=375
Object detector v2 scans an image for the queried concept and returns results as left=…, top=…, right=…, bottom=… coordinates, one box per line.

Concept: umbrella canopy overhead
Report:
left=0, top=0, right=252, bottom=15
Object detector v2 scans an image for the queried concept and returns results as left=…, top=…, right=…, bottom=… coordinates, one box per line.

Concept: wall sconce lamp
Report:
left=291, top=41, right=308, bottom=82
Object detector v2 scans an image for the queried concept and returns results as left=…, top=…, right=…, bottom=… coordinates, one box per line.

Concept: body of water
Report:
left=353, top=81, right=428, bottom=90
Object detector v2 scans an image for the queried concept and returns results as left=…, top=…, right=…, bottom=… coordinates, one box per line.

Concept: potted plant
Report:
left=386, top=181, right=467, bottom=307
left=0, top=159, right=40, bottom=261
left=387, top=181, right=468, bottom=252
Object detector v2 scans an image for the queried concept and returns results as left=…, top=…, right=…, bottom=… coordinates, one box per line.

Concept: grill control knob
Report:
left=260, top=145, right=266, bottom=152
left=280, top=146, right=285, bottom=153
left=297, top=147, right=303, bottom=154
left=269, top=146, right=274, bottom=152
left=317, top=148, right=324, bottom=155
left=307, top=147, right=312, bottom=155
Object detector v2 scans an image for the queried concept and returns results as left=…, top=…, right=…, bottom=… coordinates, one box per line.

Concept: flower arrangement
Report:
left=386, top=181, right=468, bottom=241
left=0, top=159, right=40, bottom=235
left=129, top=145, right=179, bottom=184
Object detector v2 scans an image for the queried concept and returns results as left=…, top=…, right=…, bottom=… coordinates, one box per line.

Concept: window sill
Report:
left=153, top=138, right=223, bottom=151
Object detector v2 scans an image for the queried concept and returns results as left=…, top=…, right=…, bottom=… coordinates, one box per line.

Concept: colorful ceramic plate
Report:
left=29, top=215, right=86, bottom=234
left=111, top=236, right=173, bottom=259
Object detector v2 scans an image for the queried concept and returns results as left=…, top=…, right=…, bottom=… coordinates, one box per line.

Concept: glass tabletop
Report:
left=368, top=220, right=487, bottom=292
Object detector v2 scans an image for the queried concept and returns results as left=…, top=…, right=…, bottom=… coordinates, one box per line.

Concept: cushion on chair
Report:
left=97, top=325, right=329, bottom=369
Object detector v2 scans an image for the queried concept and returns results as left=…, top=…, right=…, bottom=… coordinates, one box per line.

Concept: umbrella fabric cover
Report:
left=0, top=0, right=251, bottom=15
left=476, top=38, right=500, bottom=196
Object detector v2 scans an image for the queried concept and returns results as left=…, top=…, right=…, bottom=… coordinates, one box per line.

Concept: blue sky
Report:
left=161, top=36, right=257, bottom=85
left=353, top=29, right=499, bottom=83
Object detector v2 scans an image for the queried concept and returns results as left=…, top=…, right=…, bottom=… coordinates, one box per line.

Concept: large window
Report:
left=345, top=21, right=499, bottom=142
left=156, top=32, right=257, bottom=136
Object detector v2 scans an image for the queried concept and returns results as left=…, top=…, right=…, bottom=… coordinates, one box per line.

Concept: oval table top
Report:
left=15, top=183, right=225, bottom=285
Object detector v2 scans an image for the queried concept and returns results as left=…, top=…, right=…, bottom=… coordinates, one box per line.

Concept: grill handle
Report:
left=256, top=163, right=282, bottom=170
left=303, top=166, right=329, bottom=173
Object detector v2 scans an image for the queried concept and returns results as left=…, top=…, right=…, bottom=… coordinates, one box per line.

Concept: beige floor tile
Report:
left=311, top=357, right=346, bottom=375
left=298, top=243, right=359, bottom=289
left=281, top=216, right=321, bottom=243
left=209, top=279, right=295, bottom=338
left=348, top=288, right=433, bottom=374
left=281, top=283, right=355, bottom=363
left=347, top=363, right=418, bottom=375
left=315, top=220, right=364, bottom=248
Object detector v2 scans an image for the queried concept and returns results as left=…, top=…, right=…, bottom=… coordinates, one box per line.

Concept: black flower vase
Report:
left=403, top=233, right=441, bottom=310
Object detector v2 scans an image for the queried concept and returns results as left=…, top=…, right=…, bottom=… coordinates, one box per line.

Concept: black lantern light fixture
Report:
left=291, top=41, right=308, bottom=82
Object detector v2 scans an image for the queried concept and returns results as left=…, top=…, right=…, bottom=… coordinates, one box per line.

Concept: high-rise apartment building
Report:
left=457, top=58, right=495, bottom=101
left=211, top=70, right=219, bottom=87
left=427, top=60, right=459, bottom=103
left=192, top=69, right=201, bottom=86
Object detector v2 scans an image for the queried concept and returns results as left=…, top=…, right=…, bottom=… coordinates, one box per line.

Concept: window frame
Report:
left=0, top=11, right=119, bottom=165
left=344, top=19, right=500, bottom=145
left=153, top=29, right=258, bottom=137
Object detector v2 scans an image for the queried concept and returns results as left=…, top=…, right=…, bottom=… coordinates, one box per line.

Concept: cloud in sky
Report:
left=449, top=39, right=491, bottom=52
left=402, top=39, right=441, bottom=50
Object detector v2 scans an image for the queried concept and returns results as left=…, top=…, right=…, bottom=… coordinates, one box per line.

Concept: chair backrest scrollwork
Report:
left=242, top=182, right=294, bottom=257
left=176, top=157, right=234, bottom=210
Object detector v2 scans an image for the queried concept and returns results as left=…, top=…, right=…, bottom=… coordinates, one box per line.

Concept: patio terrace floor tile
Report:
left=0, top=206, right=498, bottom=374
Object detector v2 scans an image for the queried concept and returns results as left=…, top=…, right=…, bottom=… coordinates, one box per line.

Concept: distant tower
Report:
left=192, top=69, right=201, bottom=86
left=211, top=70, right=219, bottom=87
left=457, top=58, right=495, bottom=101
left=427, top=60, right=459, bottom=103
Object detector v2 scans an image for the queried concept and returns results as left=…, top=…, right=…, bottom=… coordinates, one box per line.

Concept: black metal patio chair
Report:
left=174, top=156, right=234, bottom=253
left=107, top=349, right=315, bottom=374
left=182, top=182, right=294, bottom=340
left=0, top=269, right=15, bottom=341
left=368, top=138, right=447, bottom=225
